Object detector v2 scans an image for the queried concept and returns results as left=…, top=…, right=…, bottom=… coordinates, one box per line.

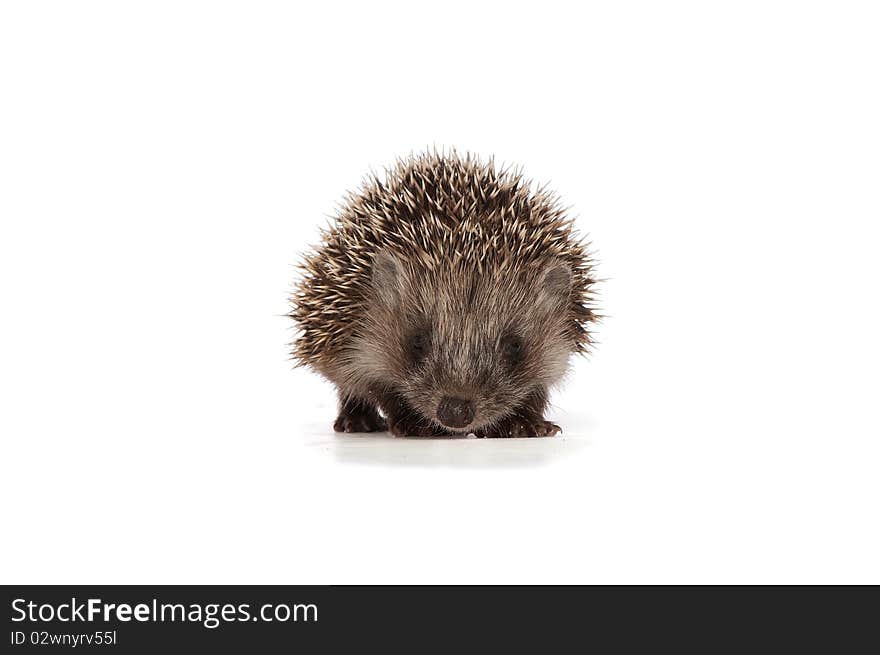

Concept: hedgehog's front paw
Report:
left=333, top=406, right=387, bottom=434
left=476, top=417, right=561, bottom=438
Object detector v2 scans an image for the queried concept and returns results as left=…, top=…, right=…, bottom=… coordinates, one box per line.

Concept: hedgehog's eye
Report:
left=407, top=330, right=430, bottom=365
left=500, top=334, right=524, bottom=367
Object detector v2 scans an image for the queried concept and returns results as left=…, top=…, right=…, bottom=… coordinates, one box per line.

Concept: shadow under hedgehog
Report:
left=291, top=151, right=598, bottom=437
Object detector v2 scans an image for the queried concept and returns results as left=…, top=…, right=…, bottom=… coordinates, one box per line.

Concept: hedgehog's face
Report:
left=359, top=250, right=573, bottom=433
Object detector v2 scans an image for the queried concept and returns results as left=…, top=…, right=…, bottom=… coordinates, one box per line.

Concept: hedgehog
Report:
left=290, top=151, right=597, bottom=438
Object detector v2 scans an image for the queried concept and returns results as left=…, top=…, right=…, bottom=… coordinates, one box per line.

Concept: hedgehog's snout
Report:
left=436, top=396, right=475, bottom=429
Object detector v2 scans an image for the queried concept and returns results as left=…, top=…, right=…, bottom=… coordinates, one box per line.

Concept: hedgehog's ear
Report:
left=372, top=249, right=402, bottom=307
left=537, top=261, right=572, bottom=313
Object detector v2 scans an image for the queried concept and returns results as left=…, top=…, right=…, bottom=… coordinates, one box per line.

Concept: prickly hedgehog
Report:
left=291, top=151, right=597, bottom=437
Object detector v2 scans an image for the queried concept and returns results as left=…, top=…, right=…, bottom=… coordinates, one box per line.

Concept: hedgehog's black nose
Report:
left=437, top=396, right=475, bottom=428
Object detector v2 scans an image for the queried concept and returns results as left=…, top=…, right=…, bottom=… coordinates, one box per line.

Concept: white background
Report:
left=1, top=1, right=878, bottom=584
